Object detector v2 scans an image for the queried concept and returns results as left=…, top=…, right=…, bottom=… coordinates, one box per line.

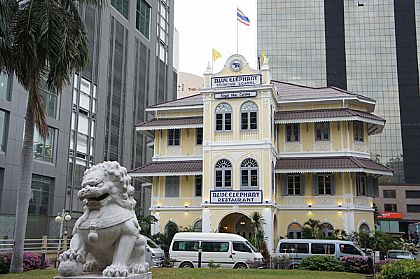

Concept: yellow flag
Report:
left=212, top=48, right=221, bottom=62
left=262, top=49, right=269, bottom=63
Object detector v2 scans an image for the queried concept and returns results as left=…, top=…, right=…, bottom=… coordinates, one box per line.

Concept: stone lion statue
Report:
left=58, top=161, right=148, bottom=277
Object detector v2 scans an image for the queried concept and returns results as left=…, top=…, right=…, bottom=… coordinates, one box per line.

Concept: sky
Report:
left=174, top=0, right=257, bottom=76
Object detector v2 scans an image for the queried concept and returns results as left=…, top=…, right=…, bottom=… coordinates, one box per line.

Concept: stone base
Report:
left=54, top=272, right=152, bottom=279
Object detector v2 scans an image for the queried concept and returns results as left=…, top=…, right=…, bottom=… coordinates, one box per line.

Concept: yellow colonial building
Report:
left=130, top=54, right=392, bottom=252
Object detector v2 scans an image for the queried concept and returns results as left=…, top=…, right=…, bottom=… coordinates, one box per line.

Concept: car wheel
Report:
left=179, top=262, right=194, bottom=268
left=234, top=263, right=247, bottom=269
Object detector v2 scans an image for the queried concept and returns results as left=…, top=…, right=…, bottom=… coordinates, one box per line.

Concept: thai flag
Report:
left=237, top=8, right=250, bottom=26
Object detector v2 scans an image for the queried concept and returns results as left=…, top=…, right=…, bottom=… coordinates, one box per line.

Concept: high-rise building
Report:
left=257, top=0, right=420, bottom=183
left=0, top=0, right=176, bottom=238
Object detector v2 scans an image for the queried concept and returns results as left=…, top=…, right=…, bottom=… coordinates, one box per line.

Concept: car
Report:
left=386, top=250, right=415, bottom=260
left=169, top=232, right=264, bottom=269
left=145, top=236, right=165, bottom=268
left=275, top=239, right=365, bottom=268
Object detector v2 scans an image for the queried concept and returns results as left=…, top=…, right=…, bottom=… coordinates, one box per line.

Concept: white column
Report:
left=343, top=210, right=355, bottom=234
left=262, top=208, right=274, bottom=254
left=151, top=214, right=161, bottom=235
left=202, top=208, right=211, bottom=232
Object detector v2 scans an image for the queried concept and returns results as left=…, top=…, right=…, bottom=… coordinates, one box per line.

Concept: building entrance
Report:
left=218, top=213, right=253, bottom=239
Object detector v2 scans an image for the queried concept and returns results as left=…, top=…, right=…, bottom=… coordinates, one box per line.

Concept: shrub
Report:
left=0, top=252, right=49, bottom=273
left=375, top=259, right=394, bottom=273
left=340, top=256, right=370, bottom=274
left=271, top=255, right=292, bottom=269
left=299, top=255, right=344, bottom=272
left=379, top=260, right=420, bottom=279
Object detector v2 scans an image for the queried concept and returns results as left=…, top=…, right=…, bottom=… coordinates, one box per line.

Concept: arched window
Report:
left=320, top=222, right=334, bottom=238
left=241, top=158, right=258, bottom=188
left=241, top=101, right=258, bottom=130
left=287, top=223, right=302, bottom=239
left=215, top=159, right=232, bottom=188
left=359, top=223, right=370, bottom=233
left=193, top=219, right=202, bottom=232
left=215, top=103, right=232, bottom=131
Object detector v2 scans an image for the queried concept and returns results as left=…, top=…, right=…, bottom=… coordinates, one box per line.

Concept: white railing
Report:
left=152, top=197, right=202, bottom=207
left=0, top=236, right=71, bottom=254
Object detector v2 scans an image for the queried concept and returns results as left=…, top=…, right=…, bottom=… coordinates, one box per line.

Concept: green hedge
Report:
left=379, top=260, right=420, bottom=279
left=299, top=256, right=344, bottom=272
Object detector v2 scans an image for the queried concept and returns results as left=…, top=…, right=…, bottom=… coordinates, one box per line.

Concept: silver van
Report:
left=275, top=239, right=365, bottom=268
left=145, top=236, right=165, bottom=268
left=170, top=232, right=264, bottom=269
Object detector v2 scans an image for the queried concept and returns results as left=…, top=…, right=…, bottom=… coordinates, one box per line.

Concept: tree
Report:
left=302, top=219, right=321, bottom=239
left=0, top=0, right=104, bottom=273
left=137, top=215, right=158, bottom=238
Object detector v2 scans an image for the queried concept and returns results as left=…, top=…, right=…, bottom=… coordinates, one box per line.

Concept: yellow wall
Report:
left=154, top=128, right=203, bottom=157
left=276, top=121, right=368, bottom=154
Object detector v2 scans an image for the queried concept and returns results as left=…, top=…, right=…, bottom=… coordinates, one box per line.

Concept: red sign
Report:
left=377, top=212, right=403, bottom=219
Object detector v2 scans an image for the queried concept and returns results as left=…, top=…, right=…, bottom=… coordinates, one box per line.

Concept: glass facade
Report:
left=41, top=82, right=58, bottom=119
left=257, top=0, right=417, bottom=182
left=33, top=126, right=55, bottom=163
left=111, top=0, right=129, bottom=19
left=0, top=110, right=8, bottom=152
left=0, top=73, right=9, bottom=100
left=136, top=0, right=150, bottom=39
left=29, top=174, right=53, bottom=215
left=258, top=0, right=327, bottom=87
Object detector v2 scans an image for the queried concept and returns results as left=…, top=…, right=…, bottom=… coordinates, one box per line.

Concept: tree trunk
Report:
left=9, top=99, right=35, bottom=273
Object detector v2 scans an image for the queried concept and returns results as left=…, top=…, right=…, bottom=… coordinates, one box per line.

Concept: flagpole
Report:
left=236, top=14, right=239, bottom=53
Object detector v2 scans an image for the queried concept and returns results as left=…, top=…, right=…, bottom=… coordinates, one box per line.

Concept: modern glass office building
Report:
left=0, top=0, right=176, bottom=238
left=258, top=0, right=420, bottom=183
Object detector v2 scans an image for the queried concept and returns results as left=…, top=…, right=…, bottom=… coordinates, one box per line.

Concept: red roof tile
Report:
left=129, top=160, right=202, bottom=176
left=275, top=156, right=392, bottom=174
left=275, top=108, right=384, bottom=123
left=137, top=116, right=203, bottom=128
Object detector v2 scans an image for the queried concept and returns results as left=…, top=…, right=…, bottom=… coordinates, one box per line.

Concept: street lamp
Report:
left=55, top=209, right=72, bottom=267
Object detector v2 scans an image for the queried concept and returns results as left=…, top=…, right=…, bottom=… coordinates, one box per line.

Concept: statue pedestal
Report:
left=54, top=272, right=152, bottom=279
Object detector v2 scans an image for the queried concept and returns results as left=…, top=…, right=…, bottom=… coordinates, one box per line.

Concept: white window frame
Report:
left=168, top=129, right=180, bottom=146
left=240, top=101, right=258, bottom=130
left=215, top=103, right=232, bottom=132
left=318, top=174, right=332, bottom=195
left=215, top=159, right=232, bottom=188
left=315, top=122, right=330, bottom=141
left=287, top=175, right=301, bottom=195
left=286, top=123, right=300, bottom=142
left=240, top=158, right=258, bottom=188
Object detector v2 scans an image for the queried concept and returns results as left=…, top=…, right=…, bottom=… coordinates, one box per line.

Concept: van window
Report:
left=339, top=244, right=362, bottom=255
left=233, top=242, right=252, bottom=253
left=279, top=243, right=309, bottom=253
left=202, top=242, right=229, bottom=252
left=311, top=243, right=335, bottom=254
left=172, top=241, right=199, bottom=251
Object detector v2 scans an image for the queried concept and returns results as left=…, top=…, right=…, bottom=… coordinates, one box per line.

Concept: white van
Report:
left=275, top=239, right=365, bottom=268
left=169, top=232, right=264, bottom=269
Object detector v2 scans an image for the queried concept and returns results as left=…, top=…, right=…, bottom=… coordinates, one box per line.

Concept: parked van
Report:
left=275, top=239, right=365, bottom=268
left=169, top=232, right=264, bottom=269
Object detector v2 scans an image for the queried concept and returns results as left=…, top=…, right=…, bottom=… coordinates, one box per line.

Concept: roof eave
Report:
left=274, top=168, right=392, bottom=176
left=136, top=124, right=203, bottom=131
left=129, top=171, right=203, bottom=177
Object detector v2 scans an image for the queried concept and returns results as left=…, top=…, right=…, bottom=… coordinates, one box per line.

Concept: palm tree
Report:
left=303, top=219, right=321, bottom=239
left=0, top=0, right=104, bottom=273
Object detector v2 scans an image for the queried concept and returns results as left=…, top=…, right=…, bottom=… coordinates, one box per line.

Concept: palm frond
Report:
left=0, top=0, right=18, bottom=72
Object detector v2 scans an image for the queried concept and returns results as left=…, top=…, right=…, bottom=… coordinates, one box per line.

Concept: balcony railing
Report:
left=152, top=197, right=202, bottom=208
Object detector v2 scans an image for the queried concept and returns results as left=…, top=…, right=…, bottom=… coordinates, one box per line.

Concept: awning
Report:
left=275, top=108, right=385, bottom=134
left=136, top=116, right=203, bottom=131
left=129, top=160, right=203, bottom=177
left=275, top=156, right=393, bottom=176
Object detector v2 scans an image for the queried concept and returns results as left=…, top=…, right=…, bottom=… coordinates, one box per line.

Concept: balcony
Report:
left=152, top=197, right=202, bottom=208
left=280, top=195, right=343, bottom=208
